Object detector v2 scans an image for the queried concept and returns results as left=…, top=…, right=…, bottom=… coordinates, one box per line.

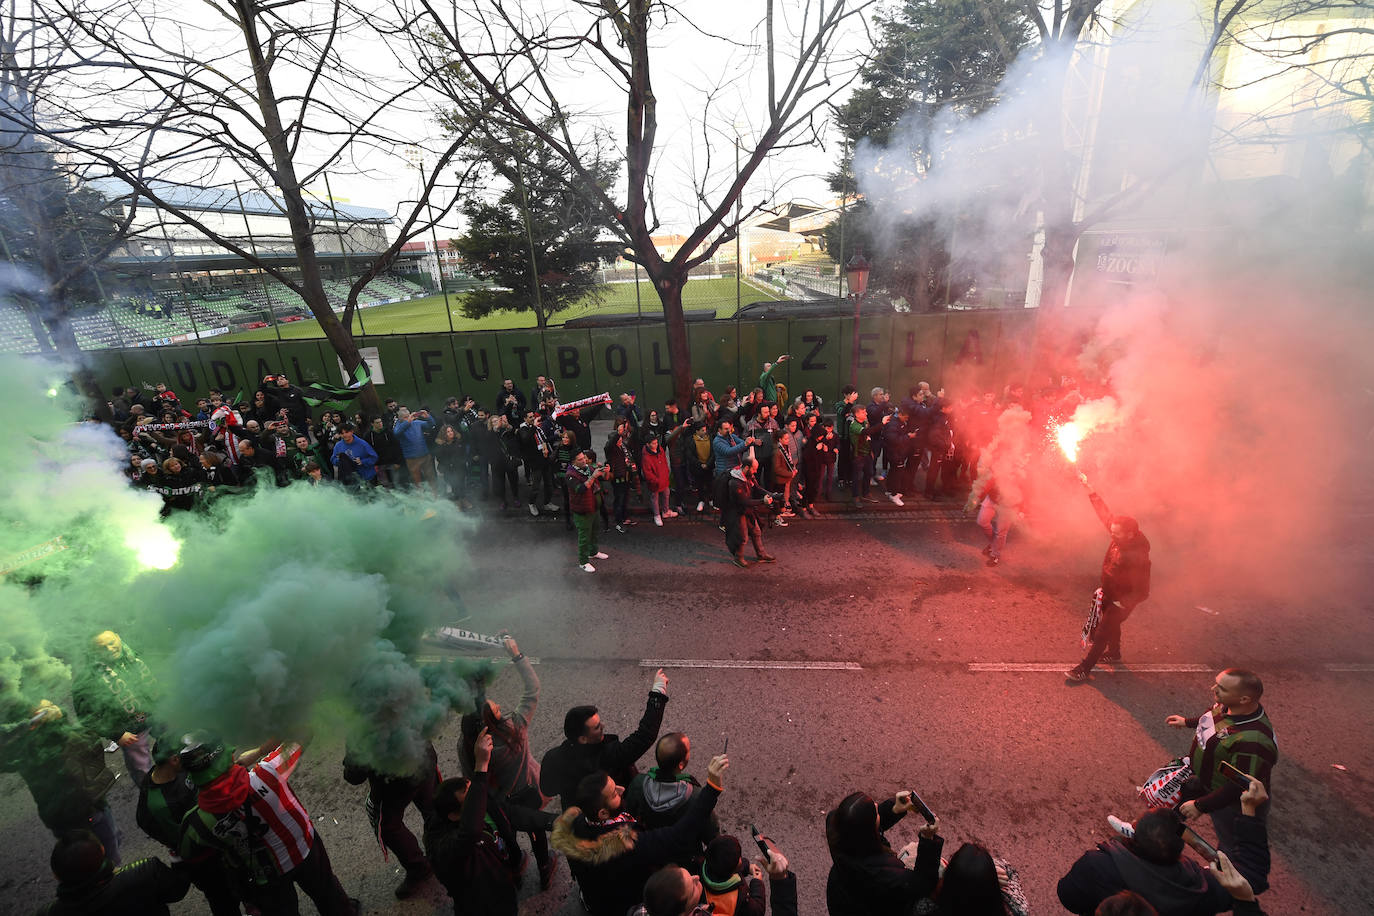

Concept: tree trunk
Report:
left=654, top=273, right=693, bottom=405
left=238, top=2, right=379, bottom=416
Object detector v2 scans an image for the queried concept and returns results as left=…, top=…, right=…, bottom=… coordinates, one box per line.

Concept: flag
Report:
left=301, top=361, right=372, bottom=408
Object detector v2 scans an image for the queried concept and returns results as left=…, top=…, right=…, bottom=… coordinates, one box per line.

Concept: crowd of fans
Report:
left=109, top=367, right=1028, bottom=568
left=3, top=367, right=1279, bottom=914
left=4, top=624, right=1276, bottom=916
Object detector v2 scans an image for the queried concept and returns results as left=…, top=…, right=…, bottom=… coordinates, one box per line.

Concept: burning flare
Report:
left=125, top=523, right=181, bottom=570
left=1056, top=422, right=1084, bottom=464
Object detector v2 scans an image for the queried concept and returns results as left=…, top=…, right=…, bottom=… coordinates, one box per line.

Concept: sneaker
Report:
left=756, top=554, right=777, bottom=563
left=773, top=517, right=788, bottom=527
left=1107, top=815, right=1135, bottom=839
left=624, top=518, right=638, bottom=527
left=982, top=545, right=993, bottom=557
left=986, top=556, right=999, bottom=567
left=780, top=509, right=796, bottom=517
left=394, top=866, right=433, bottom=899
left=718, top=524, right=726, bottom=532
left=654, top=516, right=663, bottom=526
left=1101, top=653, right=1122, bottom=663
left=528, top=504, right=539, bottom=516
left=543, top=502, right=559, bottom=512
left=861, top=495, right=881, bottom=503
left=615, top=524, right=626, bottom=533
left=580, top=562, right=596, bottom=573
left=593, top=552, right=609, bottom=560
left=889, top=493, right=904, bottom=506
left=663, top=510, right=679, bottom=518
left=1064, top=667, right=1089, bottom=683
left=731, top=554, right=750, bottom=568
left=696, top=501, right=705, bottom=512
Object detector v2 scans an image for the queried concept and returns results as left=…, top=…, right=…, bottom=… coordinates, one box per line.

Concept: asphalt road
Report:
left=4, top=495, right=1373, bottom=916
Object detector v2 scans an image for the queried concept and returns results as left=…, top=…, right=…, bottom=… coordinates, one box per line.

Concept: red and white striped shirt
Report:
left=247, top=743, right=315, bottom=872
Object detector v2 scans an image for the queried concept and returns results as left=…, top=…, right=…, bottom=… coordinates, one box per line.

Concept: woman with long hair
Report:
left=825, top=790, right=940, bottom=915
left=915, top=841, right=1029, bottom=916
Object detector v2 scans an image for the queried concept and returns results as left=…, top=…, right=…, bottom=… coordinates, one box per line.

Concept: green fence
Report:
left=83, top=310, right=1045, bottom=409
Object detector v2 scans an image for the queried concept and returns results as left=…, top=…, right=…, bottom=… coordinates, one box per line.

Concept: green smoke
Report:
left=1, top=355, right=492, bottom=773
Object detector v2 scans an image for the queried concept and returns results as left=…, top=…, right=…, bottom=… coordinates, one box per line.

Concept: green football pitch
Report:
left=217, top=277, right=783, bottom=342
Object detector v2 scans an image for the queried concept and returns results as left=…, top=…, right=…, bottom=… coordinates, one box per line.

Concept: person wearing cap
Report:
left=179, top=735, right=359, bottom=916
left=136, top=733, right=241, bottom=915
left=330, top=423, right=378, bottom=485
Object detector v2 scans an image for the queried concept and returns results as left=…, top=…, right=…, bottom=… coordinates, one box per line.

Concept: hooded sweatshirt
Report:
left=1056, top=815, right=1270, bottom=916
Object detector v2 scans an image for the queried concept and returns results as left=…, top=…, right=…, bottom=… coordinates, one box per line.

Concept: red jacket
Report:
left=640, top=445, right=670, bottom=491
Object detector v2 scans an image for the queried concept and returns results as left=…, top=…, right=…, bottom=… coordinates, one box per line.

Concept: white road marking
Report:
left=970, top=662, right=1374, bottom=674
left=971, top=663, right=1212, bottom=673
left=641, top=658, right=863, bottom=671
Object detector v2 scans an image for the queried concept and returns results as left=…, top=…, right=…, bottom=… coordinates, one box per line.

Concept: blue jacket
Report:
left=711, top=433, right=749, bottom=474
left=331, top=437, right=378, bottom=480
left=393, top=417, right=435, bottom=458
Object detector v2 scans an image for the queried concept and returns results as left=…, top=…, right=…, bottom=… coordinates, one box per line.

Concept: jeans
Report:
left=612, top=479, right=630, bottom=524
left=850, top=454, right=874, bottom=498
left=977, top=497, right=1012, bottom=559
left=649, top=489, right=669, bottom=519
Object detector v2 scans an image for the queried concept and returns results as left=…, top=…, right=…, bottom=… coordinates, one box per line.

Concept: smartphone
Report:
left=1219, top=761, right=1252, bottom=791
left=1182, top=824, right=1220, bottom=863
left=750, top=823, right=771, bottom=863
left=722, top=736, right=729, bottom=755
left=906, top=789, right=937, bottom=825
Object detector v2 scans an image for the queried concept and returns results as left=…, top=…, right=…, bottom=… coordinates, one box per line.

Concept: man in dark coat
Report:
left=723, top=458, right=776, bottom=568
left=551, top=753, right=727, bottom=916
left=540, top=668, right=669, bottom=809
left=1067, top=474, right=1152, bottom=681
left=1057, top=780, right=1271, bottom=915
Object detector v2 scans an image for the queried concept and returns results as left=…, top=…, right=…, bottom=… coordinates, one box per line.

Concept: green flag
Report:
left=300, top=360, right=372, bottom=408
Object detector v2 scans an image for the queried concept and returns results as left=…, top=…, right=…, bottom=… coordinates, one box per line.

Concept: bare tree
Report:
left=411, top=0, right=875, bottom=403
left=0, top=3, right=145, bottom=358
left=8, top=0, right=481, bottom=410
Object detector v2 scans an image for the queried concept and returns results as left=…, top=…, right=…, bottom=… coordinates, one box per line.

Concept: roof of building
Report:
left=88, top=177, right=392, bottom=223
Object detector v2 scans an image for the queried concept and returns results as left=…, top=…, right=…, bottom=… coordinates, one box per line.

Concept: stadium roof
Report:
left=87, top=177, right=392, bottom=223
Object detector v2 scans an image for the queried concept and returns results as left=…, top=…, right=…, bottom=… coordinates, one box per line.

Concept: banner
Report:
left=553, top=391, right=612, bottom=418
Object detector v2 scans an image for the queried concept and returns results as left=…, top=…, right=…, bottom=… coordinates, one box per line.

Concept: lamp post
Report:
left=846, top=250, right=870, bottom=388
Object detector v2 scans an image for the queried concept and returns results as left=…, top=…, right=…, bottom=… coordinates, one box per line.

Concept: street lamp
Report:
left=846, top=250, right=871, bottom=387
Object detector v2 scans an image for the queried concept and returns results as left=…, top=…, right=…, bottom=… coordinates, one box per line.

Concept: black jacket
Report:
left=36, top=857, right=191, bottom=916
left=826, top=800, right=941, bottom=916
left=1090, top=492, right=1151, bottom=602
left=1057, top=812, right=1270, bottom=915
left=424, top=771, right=553, bottom=916
left=553, top=781, right=721, bottom=916
left=539, top=691, right=668, bottom=809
